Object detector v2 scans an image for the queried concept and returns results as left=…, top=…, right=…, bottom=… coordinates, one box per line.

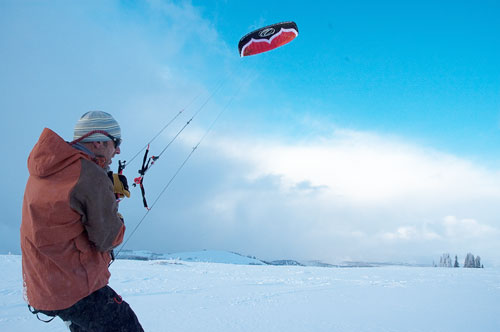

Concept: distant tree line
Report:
left=463, top=253, right=483, bottom=268
left=435, top=253, right=484, bottom=268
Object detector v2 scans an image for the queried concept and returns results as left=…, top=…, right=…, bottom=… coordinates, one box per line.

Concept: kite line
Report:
left=112, top=20, right=298, bottom=259
left=113, top=84, right=241, bottom=260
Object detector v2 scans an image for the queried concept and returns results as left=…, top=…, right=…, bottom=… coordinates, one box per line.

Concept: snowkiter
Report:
left=20, top=111, right=143, bottom=331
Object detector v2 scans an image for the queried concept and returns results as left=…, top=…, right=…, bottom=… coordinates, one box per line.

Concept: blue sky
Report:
left=2, top=0, right=500, bottom=265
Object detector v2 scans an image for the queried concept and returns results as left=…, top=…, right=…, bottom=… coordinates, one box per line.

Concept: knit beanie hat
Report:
left=73, top=111, right=121, bottom=142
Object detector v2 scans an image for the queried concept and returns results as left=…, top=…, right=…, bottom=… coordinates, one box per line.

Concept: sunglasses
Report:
left=103, top=133, right=122, bottom=149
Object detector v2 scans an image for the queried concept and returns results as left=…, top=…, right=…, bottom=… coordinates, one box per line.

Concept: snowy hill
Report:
left=116, top=250, right=431, bottom=268
left=2, top=254, right=500, bottom=332
left=116, top=249, right=265, bottom=265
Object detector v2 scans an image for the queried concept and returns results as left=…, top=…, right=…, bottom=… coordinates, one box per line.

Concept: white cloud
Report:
left=204, top=128, right=500, bottom=206
left=155, top=126, right=500, bottom=264
left=442, top=215, right=499, bottom=239
left=381, top=226, right=441, bottom=241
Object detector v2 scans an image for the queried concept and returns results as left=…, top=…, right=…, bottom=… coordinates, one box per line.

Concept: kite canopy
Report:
left=238, top=21, right=298, bottom=57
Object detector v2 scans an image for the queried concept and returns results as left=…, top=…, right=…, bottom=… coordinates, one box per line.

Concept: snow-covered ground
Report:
left=2, top=253, right=500, bottom=332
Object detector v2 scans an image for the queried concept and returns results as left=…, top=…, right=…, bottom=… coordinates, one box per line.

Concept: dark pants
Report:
left=37, top=285, right=144, bottom=332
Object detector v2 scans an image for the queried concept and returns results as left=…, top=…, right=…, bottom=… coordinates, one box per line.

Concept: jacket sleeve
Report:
left=70, top=159, right=125, bottom=252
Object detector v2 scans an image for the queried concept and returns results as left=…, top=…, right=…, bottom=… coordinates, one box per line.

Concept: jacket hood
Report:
left=28, top=128, right=89, bottom=177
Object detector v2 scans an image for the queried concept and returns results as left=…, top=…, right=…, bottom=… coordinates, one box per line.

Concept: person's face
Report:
left=91, top=140, right=121, bottom=167
left=102, top=140, right=120, bottom=167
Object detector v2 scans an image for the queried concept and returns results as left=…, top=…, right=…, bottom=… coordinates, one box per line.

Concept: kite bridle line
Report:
left=120, top=107, right=186, bottom=172
left=119, top=78, right=227, bottom=209
left=112, top=83, right=242, bottom=262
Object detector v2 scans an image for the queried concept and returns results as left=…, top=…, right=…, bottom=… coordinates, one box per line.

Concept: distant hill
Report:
left=116, top=249, right=431, bottom=267
left=116, top=249, right=265, bottom=265
left=263, top=260, right=305, bottom=266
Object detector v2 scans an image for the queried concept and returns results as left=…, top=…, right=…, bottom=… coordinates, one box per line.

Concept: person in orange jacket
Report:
left=21, top=111, right=143, bottom=331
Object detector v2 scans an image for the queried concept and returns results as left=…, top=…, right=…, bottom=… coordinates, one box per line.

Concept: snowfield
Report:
left=1, top=253, right=500, bottom=332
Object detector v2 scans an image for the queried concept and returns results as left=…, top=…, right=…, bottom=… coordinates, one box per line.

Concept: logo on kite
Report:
left=259, top=28, right=276, bottom=38
left=238, top=21, right=298, bottom=57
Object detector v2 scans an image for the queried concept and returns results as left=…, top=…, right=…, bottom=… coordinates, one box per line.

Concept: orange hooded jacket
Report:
left=20, top=128, right=125, bottom=310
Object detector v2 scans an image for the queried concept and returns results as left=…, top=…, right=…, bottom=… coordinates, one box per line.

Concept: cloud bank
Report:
left=121, top=126, right=500, bottom=265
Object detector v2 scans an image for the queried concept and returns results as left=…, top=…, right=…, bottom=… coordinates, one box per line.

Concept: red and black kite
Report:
left=238, top=21, right=299, bottom=57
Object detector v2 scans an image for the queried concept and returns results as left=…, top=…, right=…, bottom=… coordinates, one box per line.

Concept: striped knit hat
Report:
left=73, top=111, right=121, bottom=142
